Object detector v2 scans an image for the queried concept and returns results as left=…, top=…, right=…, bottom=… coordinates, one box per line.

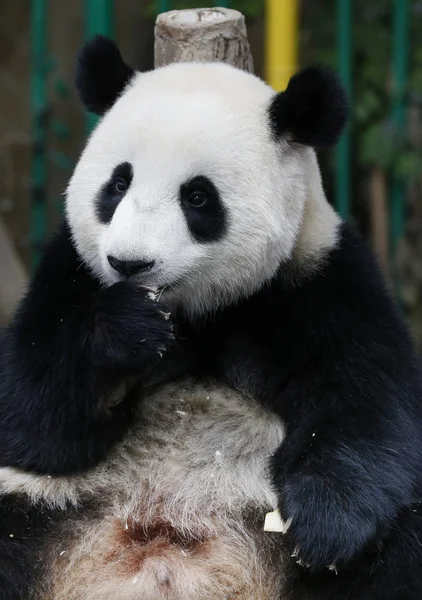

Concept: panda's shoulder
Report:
left=288, top=221, right=408, bottom=336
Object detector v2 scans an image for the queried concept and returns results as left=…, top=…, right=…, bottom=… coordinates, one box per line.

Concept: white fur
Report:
left=65, top=61, right=340, bottom=317
left=0, top=380, right=283, bottom=511
left=5, top=380, right=286, bottom=599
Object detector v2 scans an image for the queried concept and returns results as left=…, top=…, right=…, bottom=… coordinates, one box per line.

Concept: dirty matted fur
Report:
left=27, top=379, right=287, bottom=599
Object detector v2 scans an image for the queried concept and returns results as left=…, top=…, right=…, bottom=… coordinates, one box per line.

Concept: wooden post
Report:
left=0, top=218, right=27, bottom=325
left=369, top=166, right=389, bottom=271
left=154, top=7, right=254, bottom=72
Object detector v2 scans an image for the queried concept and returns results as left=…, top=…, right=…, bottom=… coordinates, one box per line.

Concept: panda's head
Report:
left=66, top=35, right=347, bottom=316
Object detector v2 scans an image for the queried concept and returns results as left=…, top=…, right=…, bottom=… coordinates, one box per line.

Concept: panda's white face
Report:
left=66, top=61, right=338, bottom=316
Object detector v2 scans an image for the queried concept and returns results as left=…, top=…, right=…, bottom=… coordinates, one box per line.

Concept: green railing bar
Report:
left=335, top=0, right=352, bottom=220
left=85, top=0, right=114, bottom=134
left=158, top=0, right=170, bottom=12
left=390, top=0, right=408, bottom=258
left=30, top=0, right=48, bottom=271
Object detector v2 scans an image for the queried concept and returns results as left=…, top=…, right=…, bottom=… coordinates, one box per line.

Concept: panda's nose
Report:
left=107, top=255, right=155, bottom=277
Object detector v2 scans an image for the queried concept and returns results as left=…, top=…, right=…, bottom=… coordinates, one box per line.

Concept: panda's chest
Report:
left=132, top=379, right=284, bottom=514
left=45, top=380, right=287, bottom=600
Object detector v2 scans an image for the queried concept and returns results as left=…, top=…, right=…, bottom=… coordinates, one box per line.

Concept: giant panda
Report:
left=1, top=35, right=422, bottom=600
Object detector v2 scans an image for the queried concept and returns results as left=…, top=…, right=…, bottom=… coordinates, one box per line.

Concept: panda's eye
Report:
left=179, top=175, right=225, bottom=242
left=186, top=191, right=208, bottom=208
left=114, top=177, right=129, bottom=194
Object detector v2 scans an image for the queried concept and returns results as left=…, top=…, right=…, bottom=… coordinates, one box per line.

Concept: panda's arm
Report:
left=266, top=227, right=422, bottom=571
left=270, top=355, right=420, bottom=571
left=205, top=223, right=422, bottom=571
left=0, top=222, right=174, bottom=476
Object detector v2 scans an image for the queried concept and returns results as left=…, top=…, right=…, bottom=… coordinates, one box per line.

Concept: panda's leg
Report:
left=0, top=536, right=36, bottom=600
left=0, top=219, right=176, bottom=476
left=0, top=494, right=58, bottom=600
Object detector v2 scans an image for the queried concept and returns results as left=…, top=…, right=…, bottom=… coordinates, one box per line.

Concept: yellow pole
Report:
left=265, top=0, right=298, bottom=92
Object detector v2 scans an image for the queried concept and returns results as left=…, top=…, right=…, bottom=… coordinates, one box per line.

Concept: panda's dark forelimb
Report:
left=271, top=419, right=416, bottom=571
left=194, top=222, right=422, bottom=574
left=0, top=221, right=177, bottom=476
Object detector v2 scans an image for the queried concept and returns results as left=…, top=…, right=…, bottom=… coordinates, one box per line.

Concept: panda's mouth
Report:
left=140, top=279, right=182, bottom=301
left=156, top=278, right=183, bottom=296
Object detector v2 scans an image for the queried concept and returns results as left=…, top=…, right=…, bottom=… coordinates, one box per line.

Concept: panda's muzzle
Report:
left=107, top=255, right=155, bottom=278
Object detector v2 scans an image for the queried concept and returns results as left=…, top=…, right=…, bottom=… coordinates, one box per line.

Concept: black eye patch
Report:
left=179, top=175, right=227, bottom=243
left=96, top=162, right=133, bottom=224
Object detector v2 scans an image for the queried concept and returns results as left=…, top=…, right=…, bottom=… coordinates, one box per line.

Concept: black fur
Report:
left=96, top=161, right=133, bottom=223
left=3, top=37, right=419, bottom=598
left=179, top=175, right=227, bottom=243
left=75, top=35, right=135, bottom=115
left=0, top=222, right=179, bottom=475
left=268, top=65, right=349, bottom=147
left=186, top=222, right=422, bottom=598
left=1, top=219, right=422, bottom=598
left=0, top=493, right=77, bottom=600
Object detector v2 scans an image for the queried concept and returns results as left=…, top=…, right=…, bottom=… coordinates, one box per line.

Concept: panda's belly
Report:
left=2, top=379, right=287, bottom=599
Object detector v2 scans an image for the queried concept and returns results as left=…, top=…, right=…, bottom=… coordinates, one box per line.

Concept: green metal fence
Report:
left=336, top=0, right=352, bottom=222
left=30, top=0, right=115, bottom=268
left=85, top=0, right=114, bottom=133
left=391, top=0, right=408, bottom=258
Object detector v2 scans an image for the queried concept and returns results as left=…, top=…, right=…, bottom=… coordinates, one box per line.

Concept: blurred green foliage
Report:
left=302, top=0, right=422, bottom=182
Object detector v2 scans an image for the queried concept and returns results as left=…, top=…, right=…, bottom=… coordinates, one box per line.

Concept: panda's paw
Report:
left=278, top=472, right=380, bottom=572
left=88, top=281, right=176, bottom=371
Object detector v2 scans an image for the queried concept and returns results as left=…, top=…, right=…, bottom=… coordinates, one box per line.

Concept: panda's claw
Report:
left=159, top=311, right=171, bottom=320
left=92, top=281, right=176, bottom=371
left=295, top=558, right=311, bottom=569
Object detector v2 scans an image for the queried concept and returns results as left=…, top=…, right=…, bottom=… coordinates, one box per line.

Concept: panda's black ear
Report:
left=268, top=65, right=348, bottom=148
left=75, top=35, right=135, bottom=115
